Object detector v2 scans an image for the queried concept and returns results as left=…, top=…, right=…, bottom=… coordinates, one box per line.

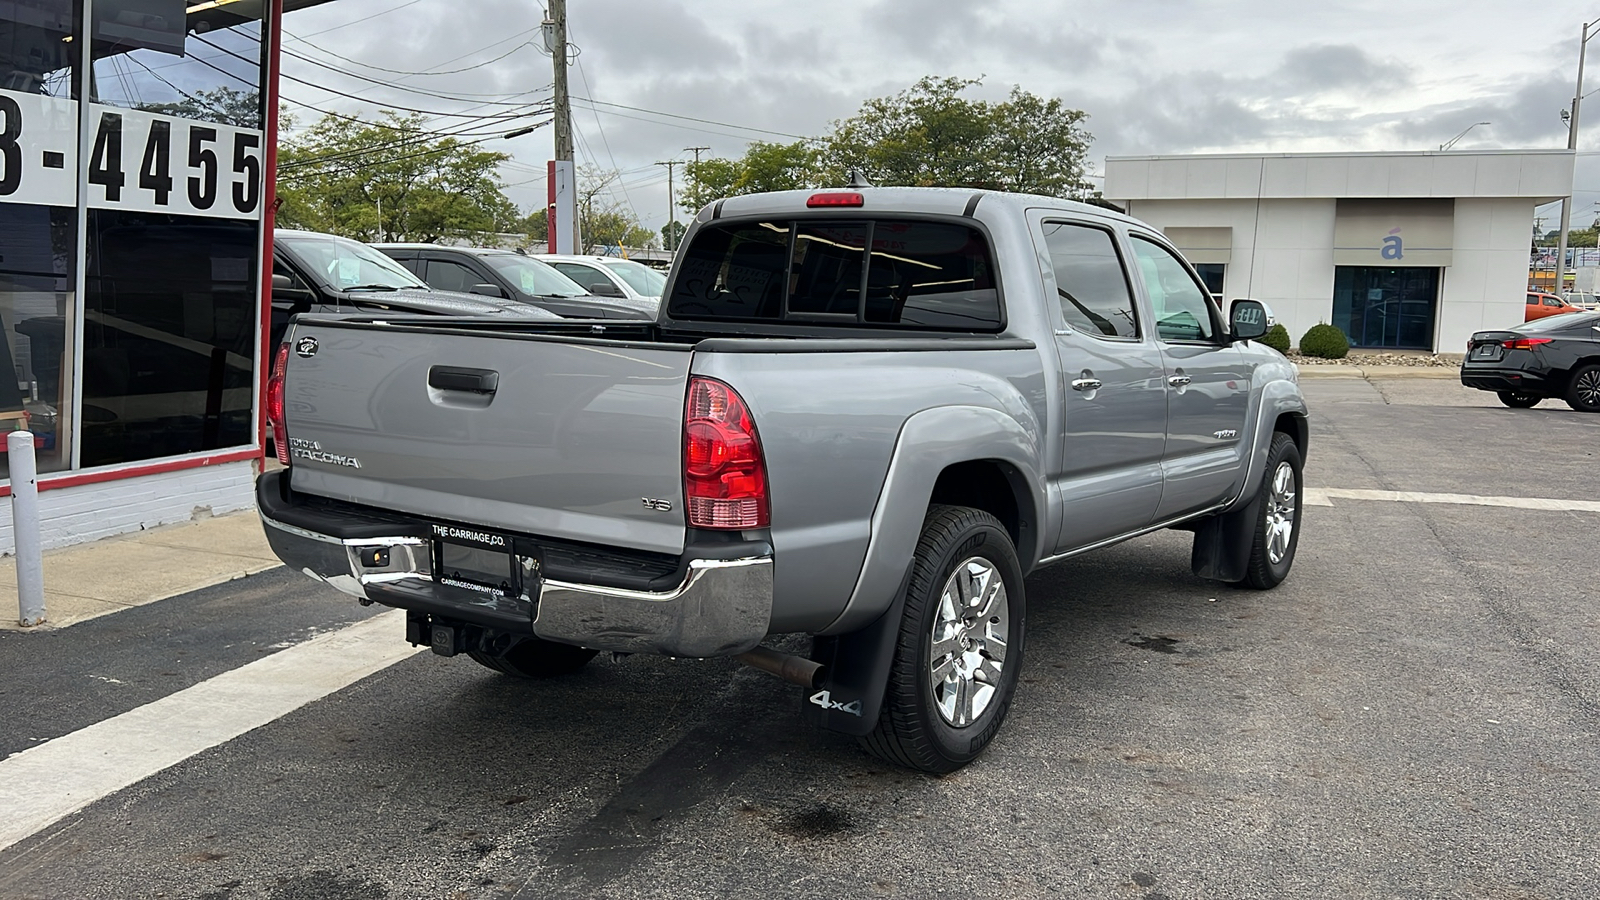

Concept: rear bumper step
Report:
left=257, top=472, right=774, bottom=658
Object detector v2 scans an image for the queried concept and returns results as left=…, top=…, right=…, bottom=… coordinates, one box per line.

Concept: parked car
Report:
left=1526, top=291, right=1579, bottom=321
left=540, top=254, right=667, bottom=306
left=258, top=187, right=1308, bottom=774
left=1562, top=290, right=1600, bottom=310
left=271, top=230, right=559, bottom=348
left=1461, top=310, right=1600, bottom=410
left=372, top=245, right=655, bottom=320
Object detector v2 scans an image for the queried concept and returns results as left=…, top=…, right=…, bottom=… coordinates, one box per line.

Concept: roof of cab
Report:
left=700, top=186, right=1137, bottom=227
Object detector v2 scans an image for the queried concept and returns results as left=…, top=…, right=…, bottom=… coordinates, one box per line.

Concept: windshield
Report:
left=482, top=254, right=588, bottom=297
left=276, top=234, right=426, bottom=290
left=602, top=260, right=667, bottom=297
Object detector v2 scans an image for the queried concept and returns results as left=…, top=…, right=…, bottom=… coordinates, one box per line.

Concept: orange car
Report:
left=1526, top=291, right=1579, bottom=321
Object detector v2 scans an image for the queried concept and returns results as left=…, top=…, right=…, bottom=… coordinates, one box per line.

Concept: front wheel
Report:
left=859, top=505, right=1026, bottom=774
left=1497, top=390, right=1541, bottom=409
left=1566, top=364, right=1600, bottom=412
left=1240, top=432, right=1303, bottom=589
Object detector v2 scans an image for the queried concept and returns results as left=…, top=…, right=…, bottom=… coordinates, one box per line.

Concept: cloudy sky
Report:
left=277, top=0, right=1600, bottom=240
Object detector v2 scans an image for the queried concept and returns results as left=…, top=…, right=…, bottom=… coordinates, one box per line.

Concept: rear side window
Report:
left=668, top=219, right=1001, bottom=330
left=1040, top=221, right=1139, bottom=339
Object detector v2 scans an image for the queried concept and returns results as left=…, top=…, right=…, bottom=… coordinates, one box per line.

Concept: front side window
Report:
left=1130, top=236, right=1217, bottom=342
left=424, top=258, right=485, bottom=294
left=1040, top=221, right=1138, bottom=339
left=549, top=262, right=610, bottom=292
left=668, top=219, right=1000, bottom=330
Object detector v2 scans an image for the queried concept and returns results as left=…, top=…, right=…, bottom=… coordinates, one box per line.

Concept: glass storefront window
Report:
left=2, top=0, right=79, bottom=477
left=1332, top=266, right=1439, bottom=350
left=82, top=208, right=257, bottom=466
left=89, top=0, right=262, bottom=129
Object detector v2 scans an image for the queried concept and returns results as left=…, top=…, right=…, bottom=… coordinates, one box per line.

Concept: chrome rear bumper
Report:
left=258, top=479, right=773, bottom=658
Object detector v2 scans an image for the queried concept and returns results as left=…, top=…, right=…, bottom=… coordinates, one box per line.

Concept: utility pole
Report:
left=544, top=0, right=577, bottom=252
left=1557, top=18, right=1600, bottom=296
left=684, top=146, right=709, bottom=167
left=656, top=160, right=681, bottom=250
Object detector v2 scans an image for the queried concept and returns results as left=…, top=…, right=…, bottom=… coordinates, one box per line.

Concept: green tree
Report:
left=139, top=86, right=260, bottom=128
left=276, top=111, right=519, bottom=242
left=680, top=141, right=825, bottom=214
left=661, top=219, right=686, bottom=251
left=822, top=76, right=1092, bottom=198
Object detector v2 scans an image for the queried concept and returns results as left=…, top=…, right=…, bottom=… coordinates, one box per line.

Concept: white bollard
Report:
left=8, top=431, right=44, bottom=626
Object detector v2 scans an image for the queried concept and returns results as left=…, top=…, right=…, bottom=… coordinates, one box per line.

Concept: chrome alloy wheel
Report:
left=928, top=557, right=1009, bottom=728
left=1265, top=461, right=1298, bottom=565
left=1578, top=369, right=1600, bottom=406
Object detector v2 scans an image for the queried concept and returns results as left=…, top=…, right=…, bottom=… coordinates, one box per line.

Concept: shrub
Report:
left=1260, top=323, right=1291, bottom=354
left=1299, top=323, right=1350, bottom=359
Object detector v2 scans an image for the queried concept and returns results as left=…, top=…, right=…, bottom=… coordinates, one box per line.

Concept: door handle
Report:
left=1167, top=374, right=1192, bottom=387
left=1071, top=377, right=1103, bottom=392
left=429, top=366, right=500, bottom=394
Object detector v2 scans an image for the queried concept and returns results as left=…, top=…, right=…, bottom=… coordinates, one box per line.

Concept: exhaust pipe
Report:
left=736, top=645, right=824, bottom=689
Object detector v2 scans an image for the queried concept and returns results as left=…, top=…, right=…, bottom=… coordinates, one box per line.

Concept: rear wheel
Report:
left=1566, top=364, right=1600, bottom=412
left=1497, top=391, right=1541, bottom=409
left=468, top=637, right=597, bottom=678
left=1240, top=432, right=1303, bottom=590
left=859, top=505, right=1025, bottom=774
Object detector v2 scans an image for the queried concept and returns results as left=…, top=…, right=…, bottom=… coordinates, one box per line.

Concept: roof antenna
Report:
left=846, top=169, right=874, bottom=189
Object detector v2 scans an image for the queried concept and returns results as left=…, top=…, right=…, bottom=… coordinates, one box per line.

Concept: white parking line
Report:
left=0, top=610, right=421, bottom=853
left=1304, top=488, right=1600, bottom=513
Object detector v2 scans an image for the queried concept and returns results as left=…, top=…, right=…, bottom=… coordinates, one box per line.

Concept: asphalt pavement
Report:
left=1, top=372, right=1597, bottom=900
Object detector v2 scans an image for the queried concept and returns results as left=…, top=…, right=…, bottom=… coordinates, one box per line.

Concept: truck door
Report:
left=1127, top=235, right=1252, bottom=520
left=1036, top=217, right=1168, bottom=551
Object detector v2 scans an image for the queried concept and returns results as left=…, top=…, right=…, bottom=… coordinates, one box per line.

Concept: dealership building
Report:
left=0, top=0, right=309, bottom=552
left=1104, top=150, right=1574, bottom=353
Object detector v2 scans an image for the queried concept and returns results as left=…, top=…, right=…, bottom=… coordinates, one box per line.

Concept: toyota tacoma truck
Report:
left=258, top=187, right=1308, bottom=773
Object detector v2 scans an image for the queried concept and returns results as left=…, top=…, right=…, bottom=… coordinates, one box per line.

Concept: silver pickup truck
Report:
left=258, top=187, right=1308, bottom=773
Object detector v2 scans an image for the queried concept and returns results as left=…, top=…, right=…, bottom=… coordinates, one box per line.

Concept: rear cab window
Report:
left=668, top=218, right=1002, bottom=330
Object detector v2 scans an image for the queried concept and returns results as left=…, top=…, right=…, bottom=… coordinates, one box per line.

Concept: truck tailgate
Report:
left=282, top=321, right=691, bottom=555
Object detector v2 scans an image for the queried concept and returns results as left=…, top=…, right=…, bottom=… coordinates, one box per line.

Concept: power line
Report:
left=292, top=0, right=430, bottom=39
left=571, top=95, right=814, bottom=142
left=281, top=28, right=537, bottom=78
left=571, top=39, right=638, bottom=225
left=278, top=45, right=547, bottom=104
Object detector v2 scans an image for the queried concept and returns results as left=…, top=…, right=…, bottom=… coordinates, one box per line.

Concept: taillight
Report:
left=1503, top=337, right=1553, bottom=350
left=267, top=342, right=290, bottom=465
left=684, top=376, right=769, bottom=529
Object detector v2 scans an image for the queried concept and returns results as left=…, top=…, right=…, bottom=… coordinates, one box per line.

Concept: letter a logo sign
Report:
left=1381, top=227, right=1404, bottom=260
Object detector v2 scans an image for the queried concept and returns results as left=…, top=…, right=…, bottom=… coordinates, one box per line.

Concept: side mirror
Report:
left=470, top=283, right=506, bottom=298
left=1229, top=299, right=1269, bottom=342
left=271, top=272, right=313, bottom=300
left=587, top=280, right=626, bottom=298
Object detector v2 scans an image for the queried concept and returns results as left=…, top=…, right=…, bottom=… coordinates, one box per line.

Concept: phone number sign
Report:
left=0, top=88, right=78, bottom=208
left=0, top=90, right=263, bottom=221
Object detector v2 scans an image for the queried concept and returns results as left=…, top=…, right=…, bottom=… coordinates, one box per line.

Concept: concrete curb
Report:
left=1296, top=365, right=1459, bottom=380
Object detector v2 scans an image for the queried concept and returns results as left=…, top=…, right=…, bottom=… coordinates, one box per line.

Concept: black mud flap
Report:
left=1190, top=491, right=1263, bottom=583
left=803, top=568, right=912, bottom=737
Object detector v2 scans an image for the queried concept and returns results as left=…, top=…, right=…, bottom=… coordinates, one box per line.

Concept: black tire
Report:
left=1240, top=432, right=1303, bottom=590
left=1565, top=364, right=1600, bottom=412
left=468, top=637, right=598, bottom=678
left=1497, top=390, right=1541, bottom=409
left=859, top=505, right=1026, bottom=774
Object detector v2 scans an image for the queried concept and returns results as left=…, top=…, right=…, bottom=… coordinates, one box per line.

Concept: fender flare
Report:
left=1225, top=379, right=1308, bottom=513
left=820, top=404, right=1045, bottom=636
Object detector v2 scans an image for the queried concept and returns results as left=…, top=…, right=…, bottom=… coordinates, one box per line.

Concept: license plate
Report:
left=431, top=523, right=516, bottom=595
left=1472, top=344, right=1501, bottom=360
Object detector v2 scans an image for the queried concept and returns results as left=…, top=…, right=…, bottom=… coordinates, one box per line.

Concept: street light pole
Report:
left=1556, top=18, right=1600, bottom=294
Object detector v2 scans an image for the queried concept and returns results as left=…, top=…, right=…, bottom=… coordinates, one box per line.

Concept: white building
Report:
left=1103, top=151, right=1573, bottom=353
